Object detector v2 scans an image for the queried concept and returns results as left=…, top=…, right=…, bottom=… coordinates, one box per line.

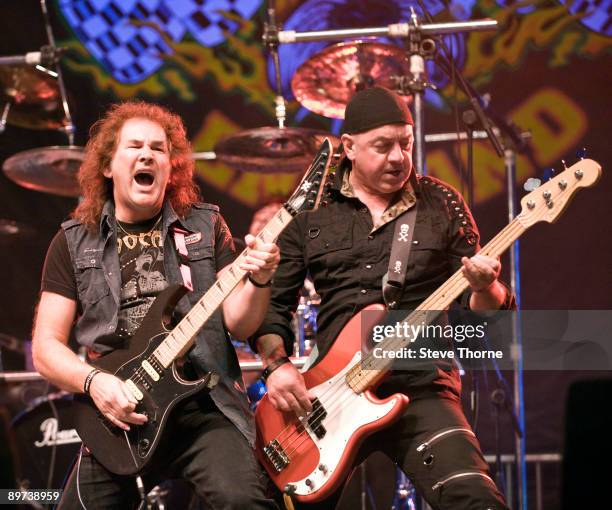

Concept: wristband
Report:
left=83, top=368, right=101, bottom=395
left=248, top=273, right=272, bottom=288
left=261, top=356, right=290, bottom=381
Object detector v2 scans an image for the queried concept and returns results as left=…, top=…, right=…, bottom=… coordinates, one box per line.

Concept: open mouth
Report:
left=387, top=169, right=403, bottom=177
left=134, top=171, right=155, bottom=187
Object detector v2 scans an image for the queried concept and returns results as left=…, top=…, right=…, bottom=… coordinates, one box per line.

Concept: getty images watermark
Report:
left=360, top=310, right=612, bottom=371
left=370, top=318, right=501, bottom=361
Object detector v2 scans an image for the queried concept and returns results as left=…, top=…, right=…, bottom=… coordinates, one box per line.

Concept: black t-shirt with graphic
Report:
left=115, top=215, right=166, bottom=339
left=41, top=213, right=236, bottom=340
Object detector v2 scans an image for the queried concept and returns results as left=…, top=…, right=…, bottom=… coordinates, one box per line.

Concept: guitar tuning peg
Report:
left=523, top=177, right=541, bottom=192
left=542, top=168, right=556, bottom=181
left=575, top=147, right=587, bottom=160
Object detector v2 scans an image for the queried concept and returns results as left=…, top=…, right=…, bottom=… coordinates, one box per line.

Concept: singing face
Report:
left=342, top=123, right=414, bottom=197
left=103, top=118, right=172, bottom=222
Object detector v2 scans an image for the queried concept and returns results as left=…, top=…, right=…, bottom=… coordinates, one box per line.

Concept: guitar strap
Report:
left=382, top=203, right=418, bottom=309
left=172, top=227, right=194, bottom=291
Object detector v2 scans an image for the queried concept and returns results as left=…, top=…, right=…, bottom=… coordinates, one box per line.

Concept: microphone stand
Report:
left=461, top=109, right=477, bottom=207
left=262, top=0, right=287, bottom=129
left=0, top=45, right=65, bottom=66
left=413, top=2, right=528, bottom=507
left=490, top=375, right=524, bottom=491
left=404, top=9, right=436, bottom=176
left=39, top=0, right=75, bottom=144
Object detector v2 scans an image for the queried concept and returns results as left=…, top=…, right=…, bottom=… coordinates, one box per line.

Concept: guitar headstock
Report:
left=284, top=138, right=333, bottom=216
left=517, top=158, right=601, bottom=228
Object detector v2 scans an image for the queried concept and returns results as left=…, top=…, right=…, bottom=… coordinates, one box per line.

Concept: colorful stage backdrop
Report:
left=0, top=1, right=610, bottom=506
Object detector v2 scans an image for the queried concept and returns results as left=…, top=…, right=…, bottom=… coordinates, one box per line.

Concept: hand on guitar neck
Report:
left=461, top=253, right=508, bottom=310
left=257, top=333, right=314, bottom=416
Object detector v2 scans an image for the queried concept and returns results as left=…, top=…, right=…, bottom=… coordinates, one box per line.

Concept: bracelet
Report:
left=248, top=273, right=272, bottom=288
left=261, top=356, right=291, bottom=381
left=83, top=368, right=101, bottom=395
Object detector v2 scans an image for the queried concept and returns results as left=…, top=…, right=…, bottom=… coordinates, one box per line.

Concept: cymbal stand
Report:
left=39, top=0, right=75, bottom=145
left=269, top=17, right=497, bottom=176
left=394, top=8, right=437, bottom=175
left=0, top=102, right=10, bottom=134
left=462, top=110, right=477, bottom=207
left=263, top=0, right=287, bottom=129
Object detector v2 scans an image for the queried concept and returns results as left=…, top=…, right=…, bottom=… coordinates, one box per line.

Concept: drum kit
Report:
left=0, top=1, right=509, bottom=508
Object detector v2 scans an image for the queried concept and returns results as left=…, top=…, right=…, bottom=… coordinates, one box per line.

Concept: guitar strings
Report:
left=280, top=220, right=527, bottom=458
left=270, top=220, right=527, bottom=461
left=279, top=204, right=559, bottom=460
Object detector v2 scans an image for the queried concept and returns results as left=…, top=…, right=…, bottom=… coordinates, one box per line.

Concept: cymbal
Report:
left=291, top=40, right=412, bottom=119
left=0, top=65, right=66, bottom=129
left=214, top=127, right=339, bottom=173
left=3, top=145, right=83, bottom=197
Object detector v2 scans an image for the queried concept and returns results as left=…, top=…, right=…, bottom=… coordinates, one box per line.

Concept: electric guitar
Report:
left=255, top=158, right=602, bottom=503
left=73, top=139, right=334, bottom=476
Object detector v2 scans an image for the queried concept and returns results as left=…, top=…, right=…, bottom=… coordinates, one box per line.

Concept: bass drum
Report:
left=10, top=393, right=81, bottom=491
left=10, top=394, right=202, bottom=508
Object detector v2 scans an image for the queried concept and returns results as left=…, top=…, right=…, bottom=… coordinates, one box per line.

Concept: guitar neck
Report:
left=153, top=207, right=295, bottom=368
left=348, top=217, right=527, bottom=392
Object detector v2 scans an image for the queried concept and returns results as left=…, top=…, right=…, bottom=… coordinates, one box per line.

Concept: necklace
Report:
left=115, top=214, right=162, bottom=238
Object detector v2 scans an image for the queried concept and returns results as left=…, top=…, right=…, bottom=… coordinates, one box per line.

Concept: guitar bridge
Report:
left=264, top=439, right=290, bottom=472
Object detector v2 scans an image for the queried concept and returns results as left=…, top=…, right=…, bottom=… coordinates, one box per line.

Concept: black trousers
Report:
left=58, top=395, right=278, bottom=510
left=292, top=396, right=508, bottom=510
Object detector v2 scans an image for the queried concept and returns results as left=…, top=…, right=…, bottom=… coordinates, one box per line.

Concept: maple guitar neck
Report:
left=348, top=157, right=602, bottom=391
left=346, top=217, right=524, bottom=392
left=152, top=207, right=295, bottom=368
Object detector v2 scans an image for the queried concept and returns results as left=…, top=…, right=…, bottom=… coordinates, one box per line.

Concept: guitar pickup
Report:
left=306, top=398, right=327, bottom=439
left=264, top=439, right=290, bottom=472
left=141, top=359, right=160, bottom=382
left=125, top=379, right=144, bottom=401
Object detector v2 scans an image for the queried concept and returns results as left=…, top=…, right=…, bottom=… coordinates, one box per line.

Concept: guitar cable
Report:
left=73, top=430, right=146, bottom=509
left=41, top=380, right=59, bottom=493
left=76, top=447, right=87, bottom=509
left=123, top=430, right=148, bottom=506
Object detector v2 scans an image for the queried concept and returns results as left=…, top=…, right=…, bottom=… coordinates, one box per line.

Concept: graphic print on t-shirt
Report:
left=116, top=221, right=167, bottom=338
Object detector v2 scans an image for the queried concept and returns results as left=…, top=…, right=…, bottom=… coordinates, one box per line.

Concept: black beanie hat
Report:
left=342, top=87, right=413, bottom=134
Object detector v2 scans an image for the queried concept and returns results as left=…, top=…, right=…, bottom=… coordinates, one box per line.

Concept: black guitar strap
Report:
left=382, top=204, right=418, bottom=309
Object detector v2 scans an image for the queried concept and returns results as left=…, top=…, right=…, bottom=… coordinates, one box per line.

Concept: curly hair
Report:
left=73, top=101, right=200, bottom=230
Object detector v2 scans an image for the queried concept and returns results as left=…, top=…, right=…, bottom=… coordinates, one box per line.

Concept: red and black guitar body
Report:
left=255, top=158, right=603, bottom=502
left=255, top=304, right=409, bottom=502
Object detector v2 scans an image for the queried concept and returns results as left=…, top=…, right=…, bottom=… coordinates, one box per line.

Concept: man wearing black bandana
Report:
left=252, top=87, right=512, bottom=509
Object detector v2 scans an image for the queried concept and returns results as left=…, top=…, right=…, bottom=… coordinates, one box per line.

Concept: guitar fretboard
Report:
left=153, top=207, right=295, bottom=368
left=347, top=217, right=527, bottom=392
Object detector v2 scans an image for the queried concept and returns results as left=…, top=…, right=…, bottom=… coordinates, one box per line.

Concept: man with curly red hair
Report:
left=32, top=101, right=279, bottom=509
